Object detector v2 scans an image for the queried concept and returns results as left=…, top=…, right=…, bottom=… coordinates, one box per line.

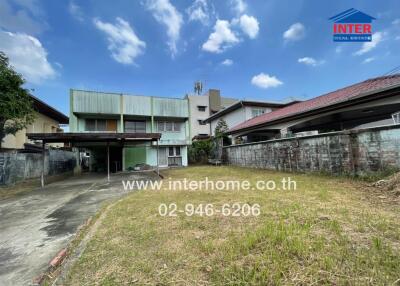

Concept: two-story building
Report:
left=69, top=89, right=190, bottom=171
left=203, top=100, right=297, bottom=141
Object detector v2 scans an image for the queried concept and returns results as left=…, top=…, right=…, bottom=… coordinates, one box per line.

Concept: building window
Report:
left=125, top=120, right=146, bottom=133
left=86, top=119, right=96, bottom=131
left=158, top=121, right=164, bottom=132
left=251, top=108, right=265, bottom=118
left=197, top=106, right=207, bottom=112
left=166, top=122, right=173, bottom=132
left=174, top=122, right=181, bottom=131
left=168, top=146, right=181, bottom=156
left=96, top=120, right=106, bottom=131
left=85, top=119, right=117, bottom=132
left=157, top=121, right=181, bottom=132
left=198, top=120, right=206, bottom=125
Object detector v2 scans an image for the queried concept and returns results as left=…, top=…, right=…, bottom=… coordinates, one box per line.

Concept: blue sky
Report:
left=0, top=0, right=399, bottom=117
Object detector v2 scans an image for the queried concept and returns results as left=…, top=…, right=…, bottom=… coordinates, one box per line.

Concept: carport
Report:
left=27, top=132, right=161, bottom=187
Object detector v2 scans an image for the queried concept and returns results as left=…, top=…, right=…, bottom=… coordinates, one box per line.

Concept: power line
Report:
left=383, top=65, right=400, bottom=76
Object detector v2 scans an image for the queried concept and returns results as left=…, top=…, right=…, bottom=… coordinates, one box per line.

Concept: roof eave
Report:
left=227, top=84, right=400, bottom=135
left=31, top=95, right=69, bottom=124
left=204, top=100, right=287, bottom=123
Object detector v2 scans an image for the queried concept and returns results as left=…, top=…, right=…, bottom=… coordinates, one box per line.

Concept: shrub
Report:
left=188, top=139, right=213, bottom=164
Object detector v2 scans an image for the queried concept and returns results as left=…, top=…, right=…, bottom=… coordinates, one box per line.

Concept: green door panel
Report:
left=124, top=147, right=147, bottom=170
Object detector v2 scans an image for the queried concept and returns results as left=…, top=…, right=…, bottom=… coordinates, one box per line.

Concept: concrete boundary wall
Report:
left=224, top=124, right=400, bottom=176
left=0, top=149, right=77, bottom=186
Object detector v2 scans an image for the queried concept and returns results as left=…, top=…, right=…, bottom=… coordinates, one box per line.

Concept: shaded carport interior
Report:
left=243, top=101, right=400, bottom=141
left=289, top=101, right=400, bottom=133
left=27, top=132, right=161, bottom=187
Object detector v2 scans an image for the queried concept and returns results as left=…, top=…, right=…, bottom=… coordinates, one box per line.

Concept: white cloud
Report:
left=283, top=23, right=305, bottom=41
left=0, top=31, right=55, bottom=84
left=251, top=73, right=283, bottom=89
left=202, top=19, right=239, bottom=53
left=238, top=14, right=259, bottom=39
left=146, top=0, right=183, bottom=57
left=392, top=19, right=400, bottom=26
left=93, top=17, right=146, bottom=65
left=221, top=59, right=233, bottom=66
left=298, top=57, right=325, bottom=67
left=232, top=0, right=246, bottom=14
left=186, top=0, right=211, bottom=25
left=362, top=57, right=375, bottom=64
left=14, top=0, right=44, bottom=17
left=0, top=0, right=45, bottom=35
left=335, top=46, right=343, bottom=54
left=354, top=32, right=384, bottom=55
left=68, top=1, right=84, bottom=22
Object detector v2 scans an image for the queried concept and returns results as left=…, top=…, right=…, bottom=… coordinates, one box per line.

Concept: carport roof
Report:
left=27, top=132, right=161, bottom=143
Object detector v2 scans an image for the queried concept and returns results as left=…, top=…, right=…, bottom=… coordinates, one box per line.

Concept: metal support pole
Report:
left=41, top=141, right=45, bottom=188
left=107, top=142, right=110, bottom=182
left=156, top=139, right=159, bottom=176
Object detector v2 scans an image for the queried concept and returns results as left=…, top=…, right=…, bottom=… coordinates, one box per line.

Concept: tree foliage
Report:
left=0, top=52, right=35, bottom=148
left=214, top=118, right=229, bottom=139
left=212, top=118, right=231, bottom=160
left=188, top=139, right=213, bottom=164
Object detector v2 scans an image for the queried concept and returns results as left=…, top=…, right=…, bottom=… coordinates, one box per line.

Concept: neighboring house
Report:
left=228, top=74, right=400, bottom=143
left=186, top=89, right=238, bottom=140
left=69, top=89, right=190, bottom=171
left=2, top=95, right=68, bottom=149
left=203, top=100, right=295, bottom=139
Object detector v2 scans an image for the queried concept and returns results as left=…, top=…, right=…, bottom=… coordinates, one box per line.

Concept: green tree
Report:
left=214, top=118, right=229, bottom=139
left=188, top=139, right=212, bottom=164
left=213, top=118, right=230, bottom=160
left=0, top=52, right=35, bottom=148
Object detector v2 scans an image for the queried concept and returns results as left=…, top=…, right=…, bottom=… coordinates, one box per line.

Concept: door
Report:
left=158, top=147, right=168, bottom=166
left=167, top=147, right=182, bottom=166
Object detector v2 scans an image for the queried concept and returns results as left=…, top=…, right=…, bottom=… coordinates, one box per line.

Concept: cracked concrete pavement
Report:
left=0, top=171, right=157, bottom=286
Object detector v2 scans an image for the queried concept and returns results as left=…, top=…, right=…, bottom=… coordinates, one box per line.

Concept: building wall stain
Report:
left=224, top=126, right=400, bottom=176
left=0, top=150, right=76, bottom=186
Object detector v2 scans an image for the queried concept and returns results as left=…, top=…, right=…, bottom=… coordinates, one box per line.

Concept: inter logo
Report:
left=329, top=8, right=376, bottom=42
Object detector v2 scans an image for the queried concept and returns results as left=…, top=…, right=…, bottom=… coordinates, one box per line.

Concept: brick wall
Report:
left=224, top=125, right=400, bottom=176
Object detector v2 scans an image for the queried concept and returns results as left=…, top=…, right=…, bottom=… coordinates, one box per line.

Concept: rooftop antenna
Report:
left=194, top=81, right=203, bottom=95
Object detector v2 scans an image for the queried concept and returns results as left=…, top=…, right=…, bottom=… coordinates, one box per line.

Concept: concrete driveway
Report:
left=0, top=171, right=158, bottom=286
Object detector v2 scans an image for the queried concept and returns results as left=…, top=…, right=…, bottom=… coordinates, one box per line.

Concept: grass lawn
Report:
left=66, top=166, right=400, bottom=285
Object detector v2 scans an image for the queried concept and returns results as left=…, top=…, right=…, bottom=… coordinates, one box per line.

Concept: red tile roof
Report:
left=229, top=74, right=400, bottom=133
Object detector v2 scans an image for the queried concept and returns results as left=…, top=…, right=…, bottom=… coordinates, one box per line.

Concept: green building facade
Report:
left=69, top=89, right=190, bottom=171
